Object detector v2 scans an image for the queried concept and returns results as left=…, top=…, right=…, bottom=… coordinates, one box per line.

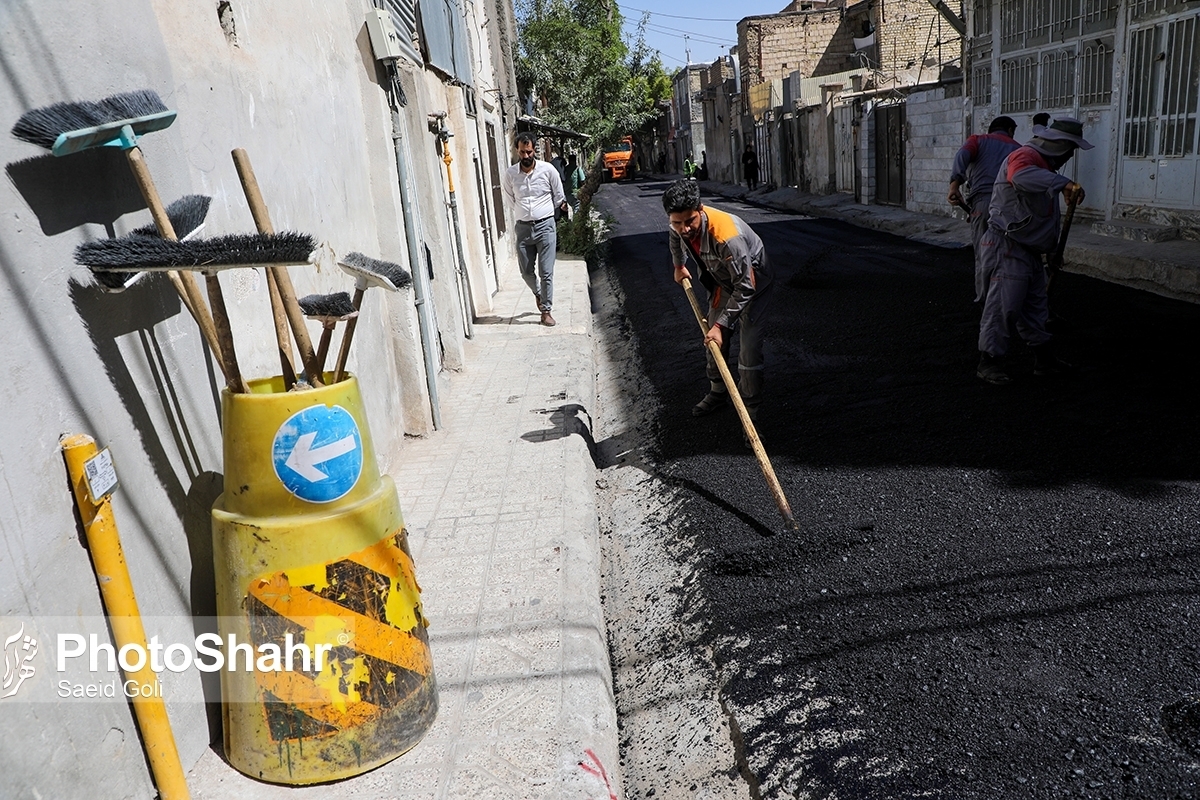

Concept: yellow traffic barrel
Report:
left=211, top=374, right=436, bottom=784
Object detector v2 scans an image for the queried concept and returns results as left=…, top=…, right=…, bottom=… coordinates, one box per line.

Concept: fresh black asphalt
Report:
left=597, top=178, right=1200, bottom=799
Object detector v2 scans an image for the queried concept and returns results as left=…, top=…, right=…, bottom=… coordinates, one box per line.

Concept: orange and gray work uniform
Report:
left=669, top=205, right=773, bottom=404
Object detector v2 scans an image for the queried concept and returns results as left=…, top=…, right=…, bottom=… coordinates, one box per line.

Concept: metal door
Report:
left=1119, top=11, right=1200, bottom=207
left=834, top=102, right=856, bottom=193
left=874, top=104, right=906, bottom=205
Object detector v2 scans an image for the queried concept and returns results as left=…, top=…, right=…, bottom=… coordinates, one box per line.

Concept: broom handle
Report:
left=202, top=272, right=247, bottom=394
left=681, top=277, right=797, bottom=531
left=231, top=149, right=324, bottom=387
left=1048, top=196, right=1078, bottom=277
left=333, top=288, right=366, bottom=384
left=125, top=147, right=235, bottom=388
left=265, top=268, right=297, bottom=389
left=315, top=322, right=335, bottom=376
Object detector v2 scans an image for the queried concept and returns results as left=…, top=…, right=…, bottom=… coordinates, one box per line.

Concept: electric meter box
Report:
left=365, top=8, right=404, bottom=61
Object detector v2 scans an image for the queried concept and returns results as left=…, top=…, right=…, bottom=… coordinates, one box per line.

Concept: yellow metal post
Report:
left=60, top=434, right=190, bottom=800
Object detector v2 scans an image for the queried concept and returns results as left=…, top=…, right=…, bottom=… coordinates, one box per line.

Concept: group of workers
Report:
left=506, top=114, right=1092, bottom=432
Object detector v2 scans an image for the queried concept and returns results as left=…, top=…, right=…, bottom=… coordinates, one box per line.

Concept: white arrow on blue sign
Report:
left=272, top=405, right=364, bottom=503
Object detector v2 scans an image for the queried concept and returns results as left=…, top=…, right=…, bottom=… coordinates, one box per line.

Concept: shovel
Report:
left=1046, top=194, right=1078, bottom=290
left=680, top=277, right=798, bottom=532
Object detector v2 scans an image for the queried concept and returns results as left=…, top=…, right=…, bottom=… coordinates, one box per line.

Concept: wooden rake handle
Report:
left=681, top=277, right=797, bottom=531
left=1048, top=195, right=1078, bottom=278
left=231, top=148, right=324, bottom=387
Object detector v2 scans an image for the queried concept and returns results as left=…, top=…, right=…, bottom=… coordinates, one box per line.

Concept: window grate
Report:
left=1159, top=15, right=1199, bottom=156
left=973, top=0, right=992, bottom=37
left=969, top=37, right=993, bottom=105
left=1040, top=49, right=1076, bottom=109
left=1130, top=0, right=1186, bottom=19
left=1124, top=25, right=1160, bottom=156
left=1001, top=56, right=1038, bottom=111
left=1080, top=40, right=1113, bottom=105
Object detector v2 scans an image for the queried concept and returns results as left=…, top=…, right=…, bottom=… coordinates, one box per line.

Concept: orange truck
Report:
left=602, top=136, right=636, bottom=182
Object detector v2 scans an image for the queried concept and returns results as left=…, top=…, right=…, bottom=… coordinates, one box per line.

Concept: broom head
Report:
left=298, top=292, right=358, bottom=322
left=337, top=252, right=412, bottom=292
left=76, top=231, right=316, bottom=272
left=12, top=90, right=175, bottom=156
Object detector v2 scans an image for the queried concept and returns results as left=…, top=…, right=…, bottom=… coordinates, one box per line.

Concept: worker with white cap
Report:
left=976, top=118, right=1093, bottom=385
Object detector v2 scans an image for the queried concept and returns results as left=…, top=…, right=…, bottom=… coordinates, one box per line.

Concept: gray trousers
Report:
left=969, top=193, right=994, bottom=302
left=977, top=229, right=1051, bottom=357
left=516, top=217, right=556, bottom=311
left=706, top=280, right=773, bottom=404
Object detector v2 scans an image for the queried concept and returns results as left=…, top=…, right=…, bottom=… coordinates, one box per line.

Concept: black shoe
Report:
left=977, top=353, right=1012, bottom=385
left=692, top=391, right=729, bottom=416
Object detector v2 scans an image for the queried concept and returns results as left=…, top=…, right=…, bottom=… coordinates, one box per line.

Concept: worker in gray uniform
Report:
left=662, top=179, right=773, bottom=423
left=976, top=118, right=1092, bottom=385
left=948, top=116, right=1020, bottom=302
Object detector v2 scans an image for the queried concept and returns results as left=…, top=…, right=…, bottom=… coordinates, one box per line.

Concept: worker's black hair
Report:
left=661, top=179, right=701, bottom=214
left=514, top=131, right=537, bottom=148
left=1032, top=112, right=1051, bottom=127
left=989, top=115, right=1017, bottom=134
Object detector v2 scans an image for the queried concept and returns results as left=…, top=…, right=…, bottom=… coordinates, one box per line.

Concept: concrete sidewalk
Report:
left=696, top=177, right=1200, bottom=304
left=190, top=255, right=620, bottom=799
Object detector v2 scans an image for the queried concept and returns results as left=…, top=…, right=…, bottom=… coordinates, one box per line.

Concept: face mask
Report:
left=520, top=156, right=535, bottom=168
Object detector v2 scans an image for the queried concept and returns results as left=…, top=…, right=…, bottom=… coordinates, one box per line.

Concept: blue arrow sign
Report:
left=272, top=405, right=363, bottom=503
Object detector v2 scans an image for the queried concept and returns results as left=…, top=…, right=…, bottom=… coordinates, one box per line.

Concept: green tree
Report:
left=515, top=0, right=669, bottom=150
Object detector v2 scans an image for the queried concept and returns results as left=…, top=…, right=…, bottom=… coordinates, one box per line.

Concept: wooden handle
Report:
left=231, top=148, right=324, bottom=386
left=1049, top=197, right=1077, bottom=276
left=332, top=288, right=366, bottom=384
left=315, top=322, right=335, bottom=377
left=204, top=273, right=248, bottom=393
left=265, top=269, right=297, bottom=389
left=681, top=278, right=797, bottom=530
left=126, top=147, right=236, bottom=389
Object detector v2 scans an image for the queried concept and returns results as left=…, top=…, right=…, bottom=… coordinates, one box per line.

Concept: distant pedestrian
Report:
left=976, top=118, right=1092, bottom=384
left=662, top=179, right=773, bottom=430
left=566, top=153, right=586, bottom=211
left=502, top=132, right=569, bottom=327
left=741, top=145, right=759, bottom=190
left=699, top=151, right=709, bottom=181
left=949, top=116, right=1020, bottom=302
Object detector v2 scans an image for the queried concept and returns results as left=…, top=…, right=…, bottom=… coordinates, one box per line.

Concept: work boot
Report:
left=540, top=310, right=556, bottom=327
left=1032, top=344, right=1071, bottom=376
left=976, top=353, right=1012, bottom=385
left=692, top=389, right=729, bottom=416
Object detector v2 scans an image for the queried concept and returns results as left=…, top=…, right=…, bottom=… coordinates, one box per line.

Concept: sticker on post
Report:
left=272, top=405, right=363, bottom=503
left=83, top=448, right=118, bottom=502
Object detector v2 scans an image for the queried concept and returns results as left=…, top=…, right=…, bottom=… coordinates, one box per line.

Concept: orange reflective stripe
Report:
left=248, top=578, right=433, bottom=676
left=255, top=669, right=380, bottom=729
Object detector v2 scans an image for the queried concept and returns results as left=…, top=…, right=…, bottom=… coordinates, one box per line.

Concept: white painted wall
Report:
left=0, top=1, right=514, bottom=797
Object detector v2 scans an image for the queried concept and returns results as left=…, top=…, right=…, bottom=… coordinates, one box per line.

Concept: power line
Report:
left=623, top=3, right=743, bottom=22
left=622, top=17, right=735, bottom=46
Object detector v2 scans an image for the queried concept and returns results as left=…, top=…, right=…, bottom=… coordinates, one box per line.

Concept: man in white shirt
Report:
left=501, top=132, right=568, bottom=326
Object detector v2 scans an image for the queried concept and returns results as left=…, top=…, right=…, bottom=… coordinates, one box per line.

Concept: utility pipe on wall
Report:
left=391, top=108, right=443, bottom=430
left=430, top=112, right=475, bottom=340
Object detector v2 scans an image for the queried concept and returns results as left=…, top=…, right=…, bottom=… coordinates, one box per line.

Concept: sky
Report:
left=616, top=0, right=789, bottom=72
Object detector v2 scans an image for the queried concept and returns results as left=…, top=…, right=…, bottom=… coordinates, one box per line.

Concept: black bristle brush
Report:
left=96, top=195, right=212, bottom=293
left=298, top=292, right=358, bottom=376
left=332, top=252, right=412, bottom=383
left=10, top=90, right=237, bottom=390
left=76, top=231, right=316, bottom=271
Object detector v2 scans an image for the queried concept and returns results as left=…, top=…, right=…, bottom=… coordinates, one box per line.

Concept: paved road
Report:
left=597, top=179, right=1200, bottom=799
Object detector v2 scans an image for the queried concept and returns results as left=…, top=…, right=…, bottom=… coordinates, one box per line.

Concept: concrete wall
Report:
left=0, top=1, right=513, bottom=797
left=906, top=85, right=967, bottom=216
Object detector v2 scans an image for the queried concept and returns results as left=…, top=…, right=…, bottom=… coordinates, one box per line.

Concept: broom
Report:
left=332, top=253, right=412, bottom=383
left=298, top=292, right=358, bottom=377
left=75, top=230, right=317, bottom=393
left=11, top=91, right=231, bottom=385
left=93, top=194, right=211, bottom=293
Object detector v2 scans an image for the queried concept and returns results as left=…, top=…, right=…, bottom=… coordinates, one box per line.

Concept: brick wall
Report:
left=738, top=8, right=851, bottom=98
left=906, top=85, right=967, bottom=216
left=875, top=0, right=963, bottom=79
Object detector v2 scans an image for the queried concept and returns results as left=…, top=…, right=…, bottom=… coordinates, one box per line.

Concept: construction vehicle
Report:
left=602, top=136, right=636, bottom=182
